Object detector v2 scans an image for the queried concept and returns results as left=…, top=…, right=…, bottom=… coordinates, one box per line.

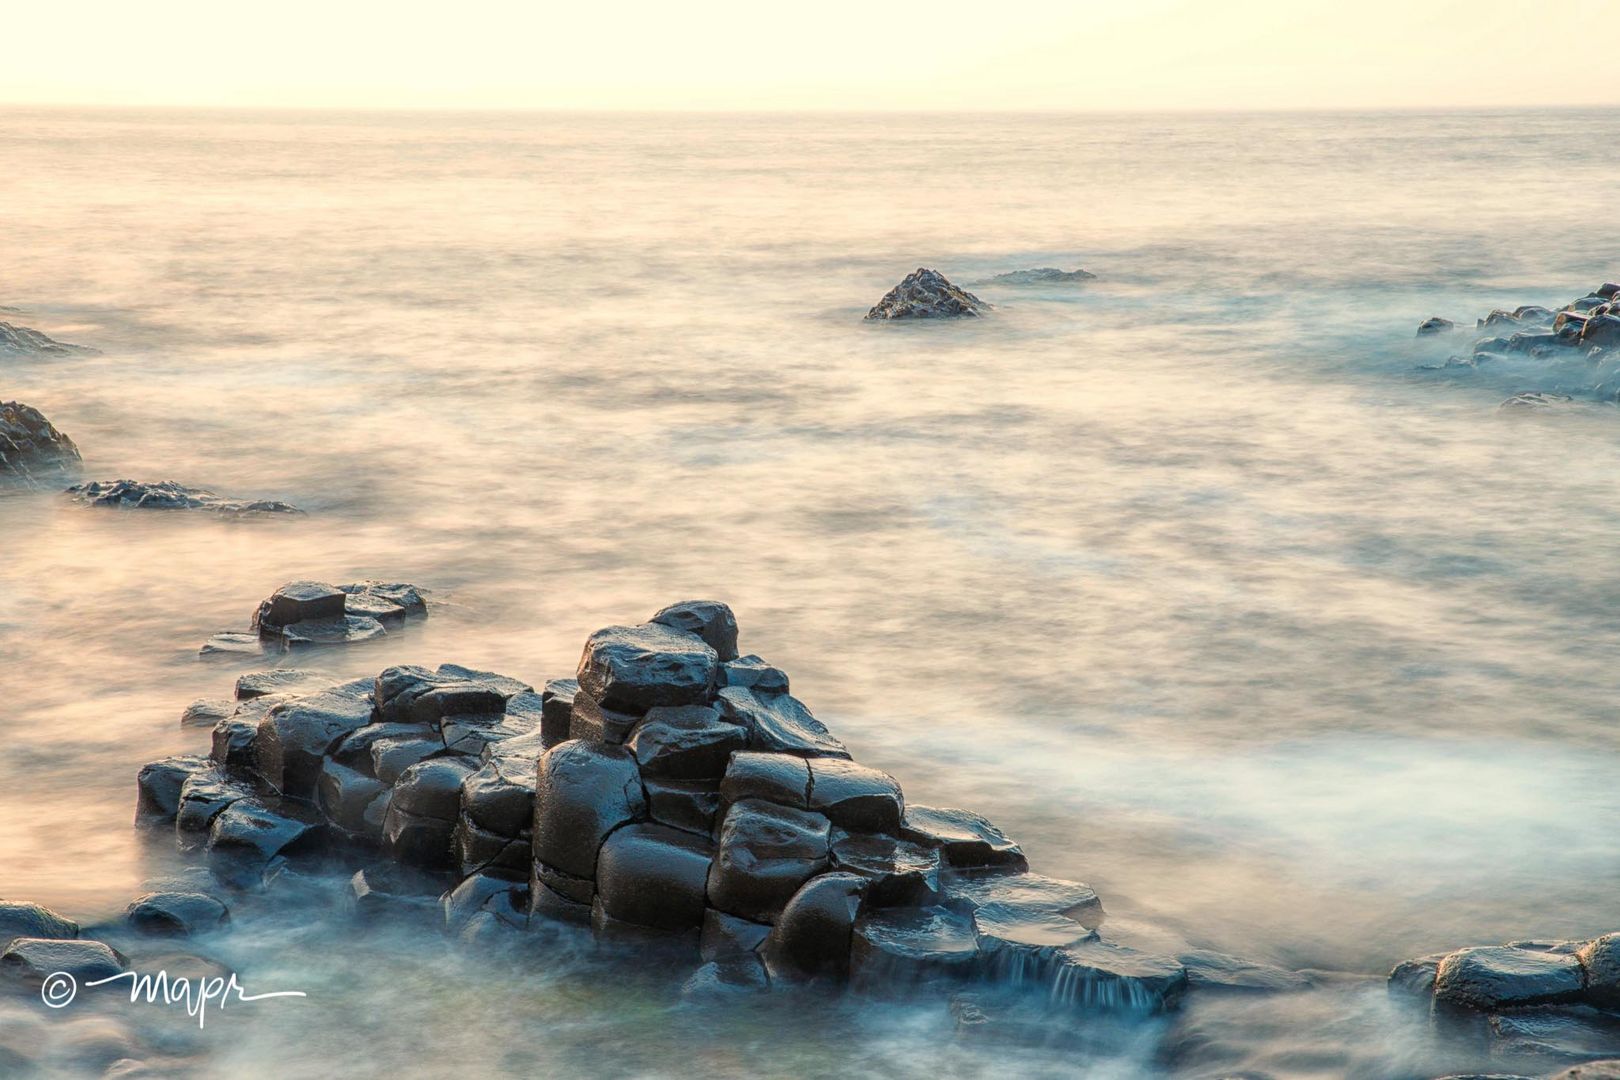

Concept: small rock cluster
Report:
left=200, top=580, right=428, bottom=659
left=139, top=601, right=1212, bottom=1012
left=865, top=268, right=989, bottom=320
left=0, top=401, right=82, bottom=485
left=66, top=479, right=303, bottom=516
left=0, top=320, right=97, bottom=358
left=1391, top=935, right=1620, bottom=1066
left=1417, top=281, right=1620, bottom=404
left=985, top=268, right=1096, bottom=285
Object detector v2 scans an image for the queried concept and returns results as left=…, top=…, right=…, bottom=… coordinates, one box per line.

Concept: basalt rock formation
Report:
left=67, top=479, right=303, bottom=516
left=1418, top=281, right=1620, bottom=405
left=865, top=269, right=988, bottom=320
left=0, top=321, right=97, bottom=358
left=985, top=267, right=1096, bottom=285
left=1390, top=935, right=1620, bottom=1067
left=199, top=580, right=428, bottom=659
left=0, top=401, right=82, bottom=485
left=137, top=601, right=1245, bottom=1014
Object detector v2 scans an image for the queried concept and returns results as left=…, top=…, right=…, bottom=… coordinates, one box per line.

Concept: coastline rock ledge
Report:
left=865, top=268, right=988, bottom=320
left=132, top=600, right=1285, bottom=1014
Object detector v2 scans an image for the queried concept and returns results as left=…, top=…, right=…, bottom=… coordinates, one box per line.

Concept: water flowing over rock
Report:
left=0, top=321, right=96, bottom=357
left=985, top=267, right=1096, bottom=285
left=1417, top=316, right=1456, bottom=335
left=199, top=579, right=429, bottom=658
left=864, top=268, right=988, bottom=320
left=128, top=600, right=1328, bottom=1032
left=65, top=479, right=303, bottom=516
left=0, top=401, right=81, bottom=485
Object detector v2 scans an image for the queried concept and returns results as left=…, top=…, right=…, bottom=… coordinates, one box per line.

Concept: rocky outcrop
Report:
left=1390, top=936, right=1620, bottom=1065
left=200, top=580, right=428, bottom=658
left=1418, top=282, right=1620, bottom=404
left=136, top=600, right=1260, bottom=1020
left=985, top=268, right=1096, bottom=285
left=0, top=401, right=81, bottom=485
left=1418, top=316, right=1456, bottom=336
left=0, top=321, right=96, bottom=358
left=66, top=479, right=303, bottom=516
left=864, top=268, right=988, bottom=320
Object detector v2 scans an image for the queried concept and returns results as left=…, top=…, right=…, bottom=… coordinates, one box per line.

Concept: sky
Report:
left=3, top=0, right=1615, bottom=111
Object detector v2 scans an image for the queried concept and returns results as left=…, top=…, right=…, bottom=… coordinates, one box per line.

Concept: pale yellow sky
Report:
left=4, top=0, right=1615, bottom=111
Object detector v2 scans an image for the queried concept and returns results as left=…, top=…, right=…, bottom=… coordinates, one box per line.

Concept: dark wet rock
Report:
left=375, top=665, right=466, bottom=725
left=1486, top=1004, right=1620, bottom=1065
left=1500, top=392, right=1578, bottom=412
left=372, top=735, right=446, bottom=786
left=234, top=669, right=334, bottom=700
left=64, top=479, right=302, bottom=516
left=347, top=864, right=445, bottom=921
left=701, top=908, right=771, bottom=962
left=135, top=754, right=212, bottom=826
left=316, top=759, right=389, bottom=836
left=0, top=938, right=125, bottom=988
left=1583, top=314, right=1620, bottom=349
left=720, top=751, right=811, bottom=809
left=650, top=600, right=740, bottom=661
left=1579, top=934, right=1620, bottom=1006
left=442, top=871, right=528, bottom=934
left=531, top=740, right=646, bottom=880
left=629, top=704, right=746, bottom=780
left=0, top=321, right=96, bottom=357
left=255, top=581, right=347, bottom=629
left=341, top=581, right=428, bottom=623
left=762, top=872, right=867, bottom=982
left=707, top=798, right=831, bottom=924
left=943, top=872, right=1105, bottom=931
left=865, top=268, right=988, bottom=320
left=569, top=690, right=642, bottom=745
left=454, top=818, right=528, bottom=877
left=540, top=678, right=578, bottom=746
left=384, top=758, right=477, bottom=869
left=532, top=861, right=595, bottom=906
left=179, top=698, right=233, bottom=729
left=199, top=632, right=264, bottom=659
left=807, top=758, right=903, bottom=833
left=1433, top=946, right=1586, bottom=1010
left=254, top=690, right=374, bottom=797
left=1178, top=948, right=1310, bottom=993
left=528, top=878, right=593, bottom=925
left=329, top=721, right=418, bottom=773
left=210, top=706, right=262, bottom=769
left=123, top=892, right=229, bottom=937
left=1418, top=316, right=1456, bottom=335
left=0, top=902, right=79, bottom=946
left=273, top=613, right=388, bottom=651
left=576, top=622, right=719, bottom=711
left=829, top=830, right=942, bottom=907
left=207, top=798, right=325, bottom=884
left=0, top=401, right=80, bottom=484
left=460, top=755, right=536, bottom=841
left=720, top=654, right=789, bottom=696
left=716, top=687, right=849, bottom=758
left=595, top=823, right=713, bottom=932
left=644, top=778, right=722, bottom=836
left=174, top=767, right=254, bottom=841
left=680, top=957, right=770, bottom=1000
left=850, top=904, right=981, bottom=989
left=988, top=267, right=1096, bottom=285
left=901, top=805, right=1028, bottom=872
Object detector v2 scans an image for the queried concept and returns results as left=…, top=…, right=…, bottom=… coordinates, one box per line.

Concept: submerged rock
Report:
left=864, top=268, right=988, bottom=320
left=0, top=401, right=81, bottom=485
left=0, top=321, right=96, bottom=357
left=201, top=579, right=430, bottom=658
left=123, top=892, right=229, bottom=937
left=987, top=267, right=1096, bottom=285
left=0, top=938, right=125, bottom=988
left=1499, top=392, right=1578, bottom=412
left=1418, top=316, right=1456, bottom=336
left=0, top=902, right=80, bottom=947
left=65, top=479, right=303, bottom=516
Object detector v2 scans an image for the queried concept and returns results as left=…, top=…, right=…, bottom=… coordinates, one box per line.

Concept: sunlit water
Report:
left=3, top=107, right=1619, bottom=1077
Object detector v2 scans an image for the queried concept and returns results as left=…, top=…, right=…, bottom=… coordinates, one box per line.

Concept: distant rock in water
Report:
left=0, top=401, right=82, bottom=485
left=986, top=267, right=1096, bottom=285
left=865, top=268, right=988, bottom=320
left=66, top=479, right=303, bottom=516
left=0, top=321, right=97, bottom=357
left=1499, top=391, right=1578, bottom=412
left=200, top=579, right=429, bottom=659
left=1416, top=316, right=1455, bottom=336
